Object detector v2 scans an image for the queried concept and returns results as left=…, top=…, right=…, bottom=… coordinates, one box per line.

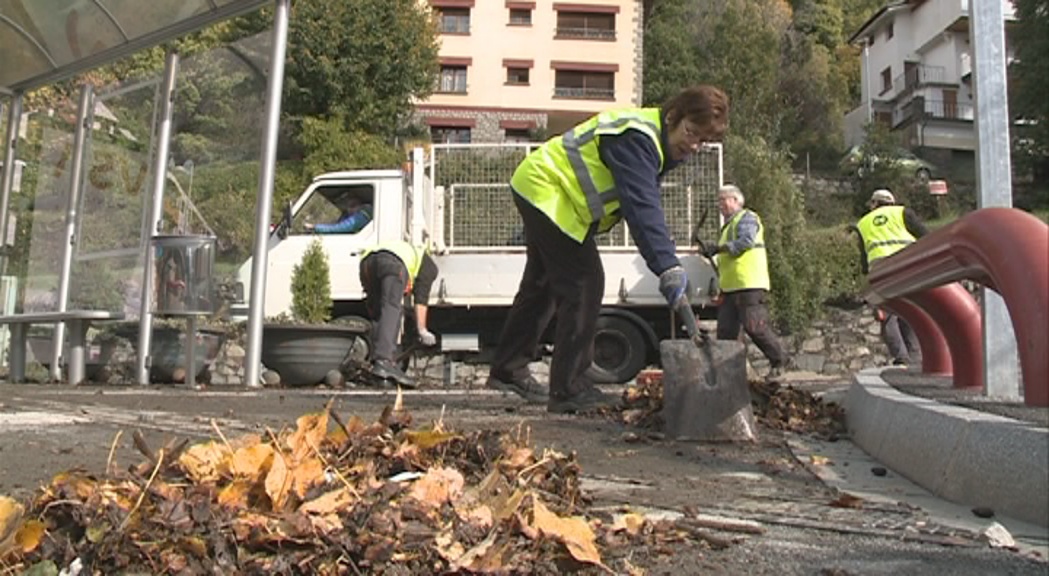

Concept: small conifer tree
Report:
left=290, top=238, right=332, bottom=324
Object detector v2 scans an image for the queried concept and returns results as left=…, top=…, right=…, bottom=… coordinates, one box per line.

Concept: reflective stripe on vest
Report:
left=511, top=108, right=664, bottom=242
left=362, top=240, right=424, bottom=279
left=856, top=205, right=915, bottom=263
left=716, top=209, right=771, bottom=292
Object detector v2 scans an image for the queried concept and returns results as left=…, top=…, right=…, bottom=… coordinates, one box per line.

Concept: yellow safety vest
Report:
left=856, top=205, right=915, bottom=263
left=511, top=108, right=665, bottom=242
left=362, top=240, right=426, bottom=279
left=717, top=209, right=770, bottom=292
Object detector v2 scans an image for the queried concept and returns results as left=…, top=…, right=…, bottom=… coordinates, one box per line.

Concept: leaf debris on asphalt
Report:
left=0, top=398, right=738, bottom=575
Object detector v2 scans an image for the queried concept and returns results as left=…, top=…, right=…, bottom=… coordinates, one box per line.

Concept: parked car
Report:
left=839, top=145, right=938, bottom=182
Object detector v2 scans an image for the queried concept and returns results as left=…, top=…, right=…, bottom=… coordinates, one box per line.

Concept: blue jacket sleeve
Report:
left=314, top=206, right=373, bottom=234
left=723, top=211, right=759, bottom=256
left=598, top=131, right=680, bottom=275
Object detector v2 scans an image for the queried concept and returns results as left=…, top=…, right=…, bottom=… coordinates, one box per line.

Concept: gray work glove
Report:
left=418, top=329, right=437, bottom=347
left=658, top=266, right=690, bottom=308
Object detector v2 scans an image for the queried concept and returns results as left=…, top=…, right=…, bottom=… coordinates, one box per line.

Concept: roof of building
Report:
left=0, top=0, right=269, bottom=94
left=847, top=0, right=911, bottom=45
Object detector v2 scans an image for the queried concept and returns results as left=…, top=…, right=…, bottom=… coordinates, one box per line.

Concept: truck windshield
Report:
left=292, top=183, right=375, bottom=235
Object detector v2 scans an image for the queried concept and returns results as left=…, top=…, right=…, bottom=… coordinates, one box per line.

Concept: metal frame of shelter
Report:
left=0, top=0, right=286, bottom=387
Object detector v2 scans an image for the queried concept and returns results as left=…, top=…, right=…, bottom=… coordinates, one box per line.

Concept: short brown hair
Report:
left=663, top=85, right=729, bottom=141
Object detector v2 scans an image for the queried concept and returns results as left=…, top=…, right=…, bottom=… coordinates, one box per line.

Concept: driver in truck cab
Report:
left=305, top=196, right=373, bottom=235
left=359, top=240, right=439, bottom=388
left=486, top=84, right=730, bottom=414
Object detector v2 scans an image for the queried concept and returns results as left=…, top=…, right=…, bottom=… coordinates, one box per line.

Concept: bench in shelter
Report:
left=0, top=310, right=126, bottom=384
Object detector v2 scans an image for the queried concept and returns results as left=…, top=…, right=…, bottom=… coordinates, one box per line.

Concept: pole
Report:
left=0, top=95, right=22, bottom=275
left=50, top=85, right=94, bottom=382
left=136, top=50, right=180, bottom=385
left=244, top=0, right=291, bottom=389
left=863, top=40, right=873, bottom=124
left=968, top=0, right=1019, bottom=399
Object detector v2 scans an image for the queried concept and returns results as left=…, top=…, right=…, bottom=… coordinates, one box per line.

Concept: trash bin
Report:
left=151, top=235, right=217, bottom=315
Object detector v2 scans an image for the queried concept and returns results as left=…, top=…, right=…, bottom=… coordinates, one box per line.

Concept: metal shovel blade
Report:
left=659, top=337, right=757, bottom=442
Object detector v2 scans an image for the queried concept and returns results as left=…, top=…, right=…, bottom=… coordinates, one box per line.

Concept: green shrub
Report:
left=290, top=238, right=332, bottom=324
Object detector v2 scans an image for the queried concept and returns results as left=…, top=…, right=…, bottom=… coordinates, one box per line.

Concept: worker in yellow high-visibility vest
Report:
left=359, top=240, right=439, bottom=388
left=703, top=185, right=790, bottom=381
left=486, top=85, right=730, bottom=414
left=853, top=188, right=928, bottom=366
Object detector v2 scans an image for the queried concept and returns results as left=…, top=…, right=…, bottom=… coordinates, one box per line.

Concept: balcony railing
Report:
left=893, top=64, right=946, bottom=96
left=553, top=86, right=615, bottom=100
left=893, top=98, right=974, bottom=125
left=554, top=27, right=616, bottom=40
left=924, top=99, right=974, bottom=121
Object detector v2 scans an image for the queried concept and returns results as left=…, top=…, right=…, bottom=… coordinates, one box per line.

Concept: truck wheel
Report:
left=593, top=315, right=648, bottom=383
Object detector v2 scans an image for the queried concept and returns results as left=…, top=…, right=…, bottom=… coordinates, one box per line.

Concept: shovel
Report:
left=660, top=294, right=756, bottom=442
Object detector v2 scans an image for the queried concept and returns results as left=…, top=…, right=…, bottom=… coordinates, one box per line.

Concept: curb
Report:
left=846, top=368, right=1049, bottom=527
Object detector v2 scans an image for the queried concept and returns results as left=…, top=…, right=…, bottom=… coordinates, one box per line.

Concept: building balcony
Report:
left=554, top=27, right=616, bottom=41
left=893, top=64, right=946, bottom=97
left=553, top=86, right=615, bottom=100
left=893, top=97, right=974, bottom=127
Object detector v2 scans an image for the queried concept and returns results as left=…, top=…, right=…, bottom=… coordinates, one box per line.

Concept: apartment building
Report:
left=842, top=0, right=1016, bottom=154
left=415, top=0, right=643, bottom=143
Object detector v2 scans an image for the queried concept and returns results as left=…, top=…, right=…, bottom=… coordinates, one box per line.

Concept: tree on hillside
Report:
left=1010, top=0, right=1049, bottom=182
left=642, top=0, right=704, bottom=105
left=283, top=0, right=439, bottom=139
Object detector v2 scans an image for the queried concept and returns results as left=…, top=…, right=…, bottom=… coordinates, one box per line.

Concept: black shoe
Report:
left=547, top=386, right=620, bottom=414
left=891, top=358, right=909, bottom=368
left=372, top=359, right=416, bottom=389
left=585, top=363, right=623, bottom=384
left=486, top=374, right=549, bottom=403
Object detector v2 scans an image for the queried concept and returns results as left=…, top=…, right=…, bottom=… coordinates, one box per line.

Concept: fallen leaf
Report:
left=501, top=447, right=534, bottom=470
left=178, top=442, right=231, bottom=483
left=809, top=455, right=830, bottom=466
left=287, top=412, right=329, bottom=462
left=289, top=457, right=326, bottom=499
left=828, top=493, right=864, bottom=509
left=217, top=481, right=254, bottom=509
left=409, top=467, right=465, bottom=509
left=14, top=519, right=45, bottom=554
left=530, top=497, right=605, bottom=568
left=0, top=495, right=25, bottom=547
left=611, top=513, right=646, bottom=536
left=299, top=488, right=355, bottom=515
left=402, top=429, right=461, bottom=450
left=231, top=443, right=275, bottom=480
left=265, top=452, right=291, bottom=510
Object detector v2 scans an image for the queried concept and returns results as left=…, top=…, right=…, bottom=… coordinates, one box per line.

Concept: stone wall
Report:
left=55, top=304, right=921, bottom=388
left=414, top=108, right=548, bottom=142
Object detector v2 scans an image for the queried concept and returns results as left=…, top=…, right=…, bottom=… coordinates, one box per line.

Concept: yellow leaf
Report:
left=217, top=481, right=253, bottom=509
left=408, top=467, right=465, bottom=510
left=287, top=412, right=329, bottom=462
left=809, top=455, right=830, bottom=466
left=402, top=429, right=461, bottom=450
left=231, top=443, right=275, bottom=480
left=0, top=496, right=25, bottom=546
left=611, top=513, right=646, bottom=536
left=14, top=521, right=45, bottom=553
left=531, top=498, right=605, bottom=568
left=299, top=488, right=355, bottom=515
left=290, top=457, right=326, bottom=499
left=178, top=441, right=231, bottom=483
left=265, top=452, right=291, bottom=511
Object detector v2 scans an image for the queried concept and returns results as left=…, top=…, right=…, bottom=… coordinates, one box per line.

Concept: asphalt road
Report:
left=1, top=383, right=1046, bottom=575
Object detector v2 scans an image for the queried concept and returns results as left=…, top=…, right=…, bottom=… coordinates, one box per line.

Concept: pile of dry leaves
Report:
left=0, top=393, right=735, bottom=575
left=615, top=371, right=846, bottom=439
left=749, top=380, right=846, bottom=439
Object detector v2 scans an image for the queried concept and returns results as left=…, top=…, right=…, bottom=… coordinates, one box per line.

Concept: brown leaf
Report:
left=530, top=497, right=605, bottom=568
left=409, top=467, right=465, bottom=509
left=299, top=488, right=355, bottom=515
left=289, top=457, right=326, bottom=499
left=178, top=441, right=231, bottom=483
left=829, top=493, right=864, bottom=509
left=264, top=452, right=291, bottom=510
left=0, top=496, right=25, bottom=549
left=287, top=411, right=330, bottom=462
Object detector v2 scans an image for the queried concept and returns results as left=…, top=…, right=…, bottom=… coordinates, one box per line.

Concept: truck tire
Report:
left=593, top=315, right=648, bottom=383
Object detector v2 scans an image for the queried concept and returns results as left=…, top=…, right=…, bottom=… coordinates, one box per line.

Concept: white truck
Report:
left=236, top=143, right=724, bottom=382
